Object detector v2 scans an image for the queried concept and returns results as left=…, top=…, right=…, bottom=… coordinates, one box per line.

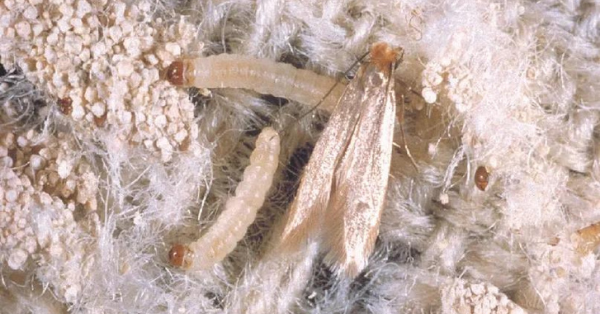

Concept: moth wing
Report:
left=323, top=63, right=396, bottom=277
left=276, top=73, right=367, bottom=251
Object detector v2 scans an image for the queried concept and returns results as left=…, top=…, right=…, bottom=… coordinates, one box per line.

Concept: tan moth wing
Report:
left=323, top=52, right=396, bottom=277
left=278, top=43, right=397, bottom=278
left=277, top=69, right=365, bottom=251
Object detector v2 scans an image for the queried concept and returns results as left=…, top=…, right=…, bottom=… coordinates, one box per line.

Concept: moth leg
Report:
left=393, top=48, right=405, bottom=70
left=393, top=93, right=419, bottom=172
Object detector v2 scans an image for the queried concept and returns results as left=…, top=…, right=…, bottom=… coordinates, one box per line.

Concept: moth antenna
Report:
left=295, top=81, right=340, bottom=121
left=296, top=50, right=370, bottom=121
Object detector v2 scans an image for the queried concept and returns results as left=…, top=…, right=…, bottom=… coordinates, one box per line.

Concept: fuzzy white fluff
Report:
left=1, top=0, right=600, bottom=313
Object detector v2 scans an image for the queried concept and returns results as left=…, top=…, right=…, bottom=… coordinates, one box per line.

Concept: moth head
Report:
left=370, top=43, right=400, bottom=73
left=168, top=243, right=194, bottom=269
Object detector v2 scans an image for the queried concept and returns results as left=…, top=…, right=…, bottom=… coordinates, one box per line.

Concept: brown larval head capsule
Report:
left=94, top=113, right=107, bottom=127
left=166, top=61, right=186, bottom=86
left=474, top=166, right=489, bottom=191
left=168, top=243, right=193, bottom=268
left=57, top=97, right=73, bottom=116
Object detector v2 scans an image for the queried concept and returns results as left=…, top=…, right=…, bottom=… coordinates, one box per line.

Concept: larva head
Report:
left=475, top=166, right=489, bottom=191
left=168, top=243, right=193, bottom=268
left=94, top=113, right=107, bottom=127
left=370, top=43, right=399, bottom=73
left=166, top=61, right=187, bottom=86
left=57, top=97, right=73, bottom=116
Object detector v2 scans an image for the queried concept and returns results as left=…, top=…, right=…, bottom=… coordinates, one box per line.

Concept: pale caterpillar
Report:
left=276, top=43, right=400, bottom=278
left=166, top=54, right=346, bottom=112
left=169, top=127, right=281, bottom=270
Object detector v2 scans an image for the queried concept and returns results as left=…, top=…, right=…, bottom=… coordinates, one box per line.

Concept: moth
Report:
left=169, top=127, right=281, bottom=270
left=166, top=54, right=346, bottom=112
left=277, top=43, right=400, bottom=278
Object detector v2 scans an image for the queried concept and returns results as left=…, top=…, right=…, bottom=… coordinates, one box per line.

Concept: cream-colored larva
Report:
left=169, top=127, right=281, bottom=271
left=166, top=54, right=346, bottom=112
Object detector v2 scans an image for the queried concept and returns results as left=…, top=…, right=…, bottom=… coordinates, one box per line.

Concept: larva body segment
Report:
left=167, top=55, right=346, bottom=112
left=169, top=127, right=281, bottom=271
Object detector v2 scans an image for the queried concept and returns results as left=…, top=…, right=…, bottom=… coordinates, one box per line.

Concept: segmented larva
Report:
left=166, top=54, right=346, bottom=112
left=169, top=127, right=281, bottom=271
